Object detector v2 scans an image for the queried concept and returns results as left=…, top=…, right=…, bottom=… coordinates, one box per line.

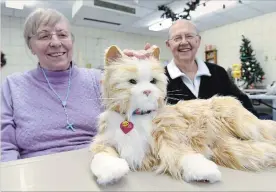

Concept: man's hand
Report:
left=123, top=43, right=157, bottom=59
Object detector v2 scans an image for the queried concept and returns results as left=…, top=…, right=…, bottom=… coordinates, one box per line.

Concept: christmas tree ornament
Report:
left=231, top=63, right=242, bottom=85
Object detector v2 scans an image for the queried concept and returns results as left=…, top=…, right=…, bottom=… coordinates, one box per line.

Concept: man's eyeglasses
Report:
left=168, top=33, right=199, bottom=43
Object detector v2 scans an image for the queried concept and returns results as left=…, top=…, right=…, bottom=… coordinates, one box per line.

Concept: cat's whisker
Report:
left=167, top=90, right=183, bottom=93
left=101, top=98, right=118, bottom=100
left=168, top=93, right=188, bottom=96
left=159, top=96, right=182, bottom=101
left=166, top=97, right=182, bottom=101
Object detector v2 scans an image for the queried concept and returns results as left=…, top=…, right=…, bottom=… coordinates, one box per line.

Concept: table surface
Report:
left=1, top=148, right=276, bottom=191
left=243, top=89, right=267, bottom=93
left=247, top=94, right=276, bottom=100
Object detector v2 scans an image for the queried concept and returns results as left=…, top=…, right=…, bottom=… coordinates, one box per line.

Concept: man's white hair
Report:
left=168, top=19, right=199, bottom=39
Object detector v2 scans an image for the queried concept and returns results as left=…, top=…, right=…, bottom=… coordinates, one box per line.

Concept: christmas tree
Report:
left=240, top=35, right=265, bottom=89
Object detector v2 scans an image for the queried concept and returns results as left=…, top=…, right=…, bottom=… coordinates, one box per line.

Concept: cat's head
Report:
left=102, top=45, right=167, bottom=118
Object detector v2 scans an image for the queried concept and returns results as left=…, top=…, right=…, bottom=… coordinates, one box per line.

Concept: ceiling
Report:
left=1, top=0, right=276, bottom=37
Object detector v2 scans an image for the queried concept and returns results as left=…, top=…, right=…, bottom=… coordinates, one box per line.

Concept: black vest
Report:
left=164, top=62, right=258, bottom=117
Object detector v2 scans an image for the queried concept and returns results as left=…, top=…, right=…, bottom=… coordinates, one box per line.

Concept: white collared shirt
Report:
left=167, top=58, right=211, bottom=98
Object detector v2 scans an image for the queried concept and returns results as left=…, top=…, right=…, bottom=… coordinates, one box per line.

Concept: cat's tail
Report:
left=209, top=96, right=276, bottom=142
left=259, top=120, right=276, bottom=140
left=211, top=137, right=276, bottom=171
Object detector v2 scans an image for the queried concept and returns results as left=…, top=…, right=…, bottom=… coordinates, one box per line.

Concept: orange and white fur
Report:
left=90, top=45, right=276, bottom=185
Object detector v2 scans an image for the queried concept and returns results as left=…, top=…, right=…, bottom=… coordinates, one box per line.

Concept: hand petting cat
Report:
left=123, top=43, right=156, bottom=59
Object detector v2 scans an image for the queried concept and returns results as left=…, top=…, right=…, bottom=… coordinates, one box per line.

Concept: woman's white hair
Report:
left=23, top=8, right=73, bottom=49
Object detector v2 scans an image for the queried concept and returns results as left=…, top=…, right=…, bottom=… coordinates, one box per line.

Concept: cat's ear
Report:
left=105, top=45, right=123, bottom=65
left=150, top=45, right=160, bottom=60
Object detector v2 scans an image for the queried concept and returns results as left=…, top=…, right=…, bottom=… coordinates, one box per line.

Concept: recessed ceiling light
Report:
left=5, top=0, right=36, bottom=10
left=5, top=1, right=24, bottom=10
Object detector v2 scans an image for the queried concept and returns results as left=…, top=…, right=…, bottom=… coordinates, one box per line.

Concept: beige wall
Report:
left=1, top=16, right=172, bottom=80
left=198, top=12, right=276, bottom=85
left=2, top=12, right=276, bottom=85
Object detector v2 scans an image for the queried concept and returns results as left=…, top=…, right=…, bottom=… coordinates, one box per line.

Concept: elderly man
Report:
left=124, top=19, right=257, bottom=116
left=163, top=19, right=257, bottom=116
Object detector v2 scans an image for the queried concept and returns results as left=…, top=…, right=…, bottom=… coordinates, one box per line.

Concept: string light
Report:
left=158, top=0, right=238, bottom=21
left=158, top=0, right=200, bottom=21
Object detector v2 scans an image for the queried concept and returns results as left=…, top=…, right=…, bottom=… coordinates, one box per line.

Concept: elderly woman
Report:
left=1, top=8, right=152, bottom=162
left=1, top=8, right=104, bottom=162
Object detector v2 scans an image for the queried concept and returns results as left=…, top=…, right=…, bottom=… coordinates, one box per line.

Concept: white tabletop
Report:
left=243, top=89, right=267, bottom=94
left=247, top=94, right=276, bottom=100
left=1, top=148, right=276, bottom=191
left=246, top=93, right=276, bottom=121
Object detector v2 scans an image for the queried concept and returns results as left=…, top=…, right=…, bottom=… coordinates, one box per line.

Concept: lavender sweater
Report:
left=1, top=64, right=103, bottom=162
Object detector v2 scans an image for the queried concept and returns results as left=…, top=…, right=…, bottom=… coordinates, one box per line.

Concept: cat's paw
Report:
left=90, top=153, right=130, bottom=185
left=181, top=153, right=221, bottom=183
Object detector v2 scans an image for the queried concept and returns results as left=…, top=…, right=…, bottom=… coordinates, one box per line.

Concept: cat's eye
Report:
left=129, top=79, right=137, bottom=84
left=150, top=78, right=157, bottom=84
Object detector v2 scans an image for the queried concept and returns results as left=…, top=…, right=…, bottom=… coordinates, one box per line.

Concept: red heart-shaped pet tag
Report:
left=120, top=120, right=134, bottom=134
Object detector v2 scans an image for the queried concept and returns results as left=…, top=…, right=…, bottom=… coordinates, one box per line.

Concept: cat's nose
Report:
left=143, top=90, right=151, bottom=96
